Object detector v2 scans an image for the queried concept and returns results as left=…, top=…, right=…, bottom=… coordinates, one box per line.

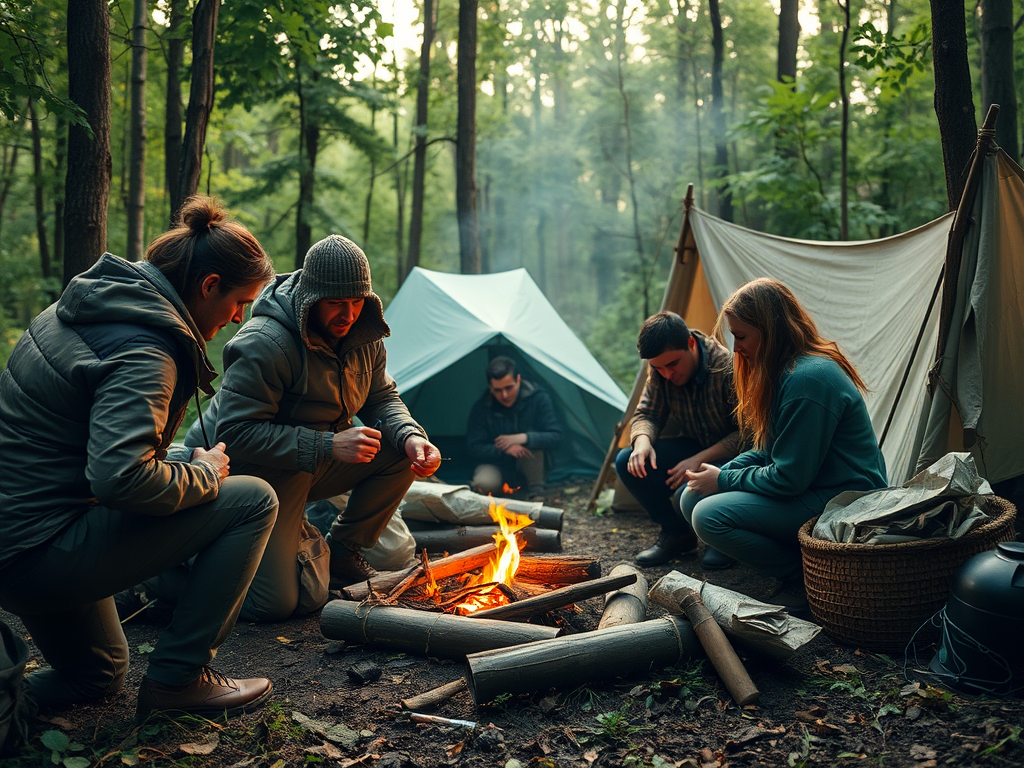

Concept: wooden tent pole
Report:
left=587, top=185, right=700, bottom=511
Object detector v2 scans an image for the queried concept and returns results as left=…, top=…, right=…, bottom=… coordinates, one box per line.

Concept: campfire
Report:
left=452, top=503, right=534, bottom=614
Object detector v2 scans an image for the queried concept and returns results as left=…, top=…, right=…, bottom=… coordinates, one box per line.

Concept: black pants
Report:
left=614, top=437, right=701, bottom=536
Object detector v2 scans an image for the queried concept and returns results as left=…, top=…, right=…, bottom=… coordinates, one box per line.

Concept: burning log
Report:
left=676, top=586, right=759, bottom=706
left=468, top=572, right=638, bottom=622
left=515, top=555, right=601, bottom=585
left=411, top=525, right=560, bottom=553
left=598, top=564, right=648, bottom=629
left=465, top=616, right=702, bottom=705
left=320, top=600, right=562, bottom=659
left=400, top=679, right=469, bottom=711
left=342, top=543, right=497, bottom=601
left=648, top=570, right=821, bottom=660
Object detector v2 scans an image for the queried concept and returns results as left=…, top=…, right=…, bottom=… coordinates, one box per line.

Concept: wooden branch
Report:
left=320, top=600, right=561, bottom=659
left=401, top=679, right=469, bottom=711
left=343, top=543, right=496, bottom=601
left=598, top=564, right=648, bottom=629
left=468, top=573, right=637, bottom=622
left=465, top=616, right=701, bottom=705
left=677, top=586, right=759, bottom=706
left=411, top=525, right=560, bottom=554
left=516, top=555, right=601, bottom=585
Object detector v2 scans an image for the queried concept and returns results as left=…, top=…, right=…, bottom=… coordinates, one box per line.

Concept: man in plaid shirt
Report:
left=615, top=312, right=740, bottom=568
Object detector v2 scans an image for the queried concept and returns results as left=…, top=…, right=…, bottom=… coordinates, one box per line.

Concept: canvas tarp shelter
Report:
left=594, top=129, right=1024, bottom=502
left=384, top=267, right=628, bottom=482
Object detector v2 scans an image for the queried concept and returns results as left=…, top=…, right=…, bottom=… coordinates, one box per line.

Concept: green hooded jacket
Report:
left=185, top=271, right=425, bottom=475
left=0, top=255, right=222, bottom=569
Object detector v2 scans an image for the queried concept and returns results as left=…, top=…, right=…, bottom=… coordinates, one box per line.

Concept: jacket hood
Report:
left=253, top=270, right=390, bottom=351
left=56, top=253, right=217, bottom=393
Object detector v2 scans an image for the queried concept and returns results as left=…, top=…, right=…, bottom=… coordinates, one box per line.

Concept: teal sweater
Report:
left=717, top=355, right=887, bottom=502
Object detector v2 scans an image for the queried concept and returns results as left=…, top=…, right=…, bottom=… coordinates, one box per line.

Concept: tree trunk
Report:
left=127, top=0, right=147, bottom=261
left=173, top=0, right=219, bottom=220
left=295, top=80, right=320, bottom=269
left=456, top=0, right=481, bottom=274
left=54, top=110, right=67, bottom=271
left=64, top=0, right=111, bottom=285
left=28, top=99, right=53, bottom=285
left=980, top=0, right=1018, bottom=159
left=929, top=0, right=978, bottom=209
left=777, top=0, right=799, bottom=83
left=405, top=0, right=436, bottom=281
left=0, top=143, right=21, bottom=246
left=838, top=0, right=850, bottom=239
left=363, top=84, right=377, bottom=244
left=394, top=110, right=406, bottom=283
left=164, top=0, right=185, bottom=224
left=708, top=0, right=732, bottom=222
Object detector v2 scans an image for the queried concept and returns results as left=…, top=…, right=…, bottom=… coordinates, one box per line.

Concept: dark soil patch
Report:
left=3, top=483, right=1022, bottom=767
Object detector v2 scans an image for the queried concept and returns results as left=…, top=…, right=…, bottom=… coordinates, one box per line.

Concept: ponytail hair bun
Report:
left=178, top=197, right=228, bottom=233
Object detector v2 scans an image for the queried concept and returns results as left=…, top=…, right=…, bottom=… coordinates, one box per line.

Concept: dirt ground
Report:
left=3, top=482, right=1022, bottom=768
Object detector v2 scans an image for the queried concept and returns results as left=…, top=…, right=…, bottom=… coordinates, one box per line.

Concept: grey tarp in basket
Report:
left=812, top=452, right=994, bottom=544
left=0, top=619, right=29, bottom=755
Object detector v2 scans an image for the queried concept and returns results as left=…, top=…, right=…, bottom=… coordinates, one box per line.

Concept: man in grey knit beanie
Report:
left=151, top=234, right=442, bottom=622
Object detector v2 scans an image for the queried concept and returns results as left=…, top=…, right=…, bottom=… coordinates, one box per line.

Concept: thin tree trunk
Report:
left=406, top=0, right=436, bottom=280
left=295, top=78, right=320, bottom=269
left=689, top=53, right=706, bottom=208
left=777, top=0, right=799, bottom=83
left=456, top=0, right=481, bottom=274
left=929, top=0, right=978, bottom=209
left=64, top=0, right=111, bottom=285
left=980, top=0, right=1018, bottom=159
left=363, top=91, right=377, bottom=244
left=127, top=0, right=148, bottom=261
left=54, top=110, right=67, bottom=270
left=28, top=99, right=53, bottom=285
left=173, top=0, right=218, bottom=219
left=164, top=0, right=185, bottom=223
left=708, top=0, right=732, bottom=222
left=0, top=143, right=20, bottom=245
left=394, top=109, right=406, bottom=283
left=838, top=0, right=850, bottom=239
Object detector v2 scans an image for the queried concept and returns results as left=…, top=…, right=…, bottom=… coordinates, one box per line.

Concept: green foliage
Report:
left=39, top=730, right=91, bottom=768
left=853, top=19, right=932, bottom=95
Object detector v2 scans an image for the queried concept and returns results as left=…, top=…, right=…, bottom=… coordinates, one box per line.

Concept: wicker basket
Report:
left=798, top=496, right=1017, bottom=651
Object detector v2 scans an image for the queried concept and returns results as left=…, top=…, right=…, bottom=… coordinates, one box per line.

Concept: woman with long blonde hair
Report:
left=678, top=278, right=887, bottom=609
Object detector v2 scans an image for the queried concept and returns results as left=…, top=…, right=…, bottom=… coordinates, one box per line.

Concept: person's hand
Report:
left=191, top=441, right=230, bottom=482
left=405, top=435, right=442, bottom=477
left=332, top=426, right=381, bottom=464
left=506, top=444, right=534, bottom=460
left=686, top=463, right=721, bottom=496
left=666, top=455, right=705, bottom=490
left=494, top=433, right=527, bottom=452
left=627, top=436, right=655, bottom=478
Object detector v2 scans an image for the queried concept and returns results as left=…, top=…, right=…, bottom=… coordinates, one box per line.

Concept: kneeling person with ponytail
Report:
left=0, top=198, right=279, bottom=720
left=677, top=278, right=887, bottom=611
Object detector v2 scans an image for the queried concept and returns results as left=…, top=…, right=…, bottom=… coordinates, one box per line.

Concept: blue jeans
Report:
left=615, top=437, right=701, bottom=537
left=675, top=486, right=825, bottom=580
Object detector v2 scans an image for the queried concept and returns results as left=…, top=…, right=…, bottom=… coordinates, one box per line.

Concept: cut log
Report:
left=320, top=600, right=561, bottom=659
left=411, top=525, right=560, bottom=553
left=648, top=570, right=821, bottom=660
left=465, top=615, right=702, bottom=705
left=516, top=555, right=601, bottom=585
left=404, top=503, right=564, bottom=531
left=401, top=678, right=469, bottom=711
left=677, top=586, right=759, bottom=706
left=468, top=572, right=637, bottom=621
left=598, top=564, right=648, bottom=629
left=343, top=543, right=496, bottom=601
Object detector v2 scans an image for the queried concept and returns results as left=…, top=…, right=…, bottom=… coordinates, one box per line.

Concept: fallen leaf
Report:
left=45, top=717, right=74, bottom=730
left=795, top=706, right=827, bottom=721
left=276, top=636, right=292, bottom=644
left=179, top=733, right=219, bottom=756
left=832, top=664, right=859, bottom=675
left=228, top=760, right=256, bottom=768
left=583, top=750, right=599, bottom=765
left=292, top=711, right=360, bottom=748
left=136, top=642, right=155, bottom=655
left=446, top=741, right=465, bottom=757
left=910, top=744, right=937, bottom=761
left=120, top=752, right=140, bottom=766
left=305, top=743, right=343, bottom=759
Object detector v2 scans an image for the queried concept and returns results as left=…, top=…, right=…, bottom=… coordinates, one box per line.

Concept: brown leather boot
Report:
left=136, top=667, right=272, bottom=722
left=326, top=534, right=378, bottom=586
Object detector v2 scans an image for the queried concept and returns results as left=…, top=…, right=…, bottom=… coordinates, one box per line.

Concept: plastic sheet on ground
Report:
left=399, top=481, right=542, bottom=524
left=812, top=452, right=994, bottom=544
left=648, top=571, right=821, bottom=660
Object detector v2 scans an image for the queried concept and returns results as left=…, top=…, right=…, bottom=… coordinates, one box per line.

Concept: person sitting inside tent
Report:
left=678, top=278, right=888, bottom=611
left=140, top=234, right=442, bottom=623
left=467, top=356, right=563, bottom=500
left=614, top=312, right=742, bottom=568
left=0, top=198, right=279, bottom=720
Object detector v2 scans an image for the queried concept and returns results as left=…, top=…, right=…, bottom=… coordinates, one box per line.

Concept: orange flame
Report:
left=453, top=501, right=533, bottom=614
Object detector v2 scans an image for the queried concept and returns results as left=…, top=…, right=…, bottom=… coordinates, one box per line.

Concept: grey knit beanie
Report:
left=294, top=234, right=388, bottom=344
